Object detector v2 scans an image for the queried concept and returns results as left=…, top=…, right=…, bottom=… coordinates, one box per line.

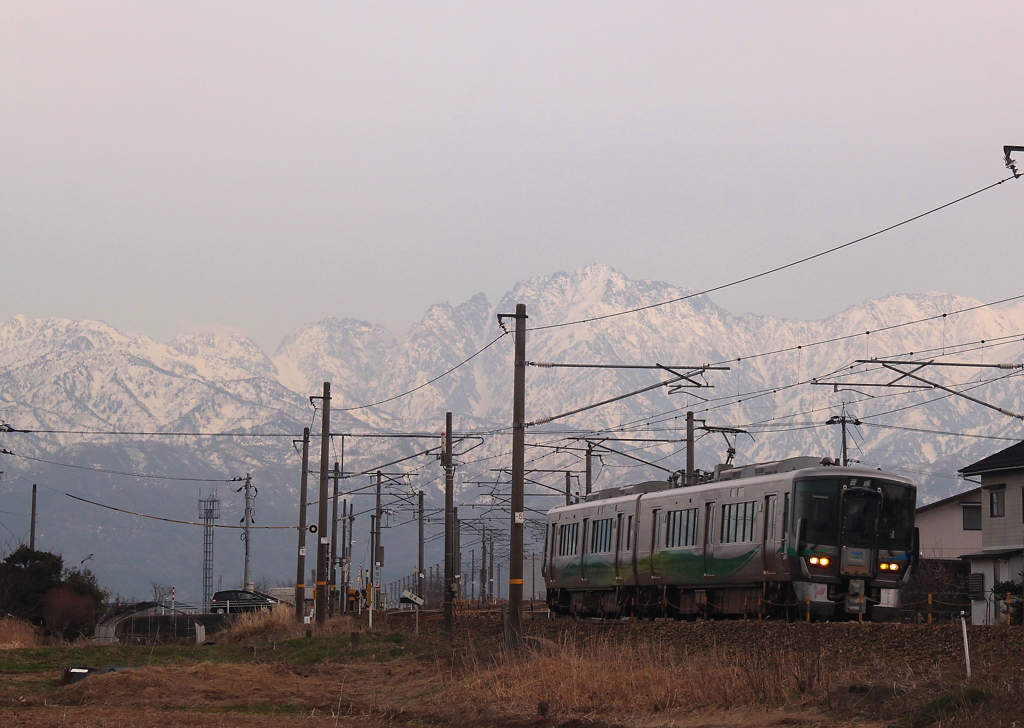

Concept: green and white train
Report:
left=543, top=457, right=917, bottom=621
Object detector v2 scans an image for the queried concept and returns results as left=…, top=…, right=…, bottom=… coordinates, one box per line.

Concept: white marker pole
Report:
left=960, top=612, right=972, bottom=679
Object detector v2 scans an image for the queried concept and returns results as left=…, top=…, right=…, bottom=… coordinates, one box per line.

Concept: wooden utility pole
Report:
left=240, top=473, right=253, bottom=589
left=443, top=411, right=455, bottom=640
left=29, top=484, right=36, bottom=550
left=315, top=382, right=331, bottom=627
left=294, top=428, right=310, bottom=621
left=507, top=303, right=527, bottom=644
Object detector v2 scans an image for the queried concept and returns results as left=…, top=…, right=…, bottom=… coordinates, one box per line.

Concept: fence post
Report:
left=805, top=595, right=811, bottom=623
left=927, top=593, right=932, bottom=624
left=1006, top=592, right=1012, bottom=626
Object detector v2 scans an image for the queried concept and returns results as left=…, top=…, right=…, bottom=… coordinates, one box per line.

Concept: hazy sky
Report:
left=2, top=3, right=1022, bottom=351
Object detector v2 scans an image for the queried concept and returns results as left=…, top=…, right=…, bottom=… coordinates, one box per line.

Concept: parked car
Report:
left=210, top=590, right=279, bottom=613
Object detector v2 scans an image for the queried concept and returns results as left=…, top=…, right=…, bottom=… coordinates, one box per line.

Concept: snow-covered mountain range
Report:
left=1, top=264, right=1022, bottom=599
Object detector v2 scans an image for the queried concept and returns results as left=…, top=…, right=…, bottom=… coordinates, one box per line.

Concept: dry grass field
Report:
left=1, top=609, right=1022, bottom=727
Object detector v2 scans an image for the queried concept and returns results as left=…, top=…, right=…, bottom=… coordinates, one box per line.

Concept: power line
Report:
left=528, top=175, right=1019, bottom=332
left=0, top=448, right=241, bottom=483
left=64, top=492, right=295, bottom=530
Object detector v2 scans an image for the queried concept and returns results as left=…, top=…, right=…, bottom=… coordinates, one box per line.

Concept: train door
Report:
left=702, top=501, right=716, bottom=577
left=762, top=493, right=778, bottom=575
left=545, top=523, right=556, bottom=580
left=650, top=509, right=663, bottom=579
left=580, top=518, right=589, bottom=581
left=614, top=512, right=624, bottom=580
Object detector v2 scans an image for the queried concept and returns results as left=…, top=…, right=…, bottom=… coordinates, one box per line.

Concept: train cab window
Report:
left=794, top=479, right=840, bottom=546
left=558, top=522, right=579, bottom=556
left=590, top=518, right=614, bottom=553
left=878, top=482, right=916, bottom=551
left=720, top=501, right=756, bottom=543
left=666, top=508, right=698, bottom=547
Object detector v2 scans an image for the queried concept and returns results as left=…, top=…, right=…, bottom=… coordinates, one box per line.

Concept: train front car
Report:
left=543, top=461, right=918, bottom=622
left=794, top=471, right=917, bottom=621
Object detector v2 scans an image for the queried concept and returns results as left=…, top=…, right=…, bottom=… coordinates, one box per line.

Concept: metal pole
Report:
left=565, top=471, right=571, bottom=506
left=29, top=483, right=36, bottom=550
left=330, top=461, right=340, bottom=616
left=295, top=428, right=310, bottom=621
left=585, top=444, right=593, bottom=495
left=315, top=381, right=331, bottom=627
left=369, top=515, right=375, bottom=629
left=480, top=534, right=487, bottom=606
left=339, top=498, right=347, bottom=614
left=443, top=411, right=455, bottom=640
left=686, top=411, right=695, bottom=485
left=841, top=419, right=849, bottom=467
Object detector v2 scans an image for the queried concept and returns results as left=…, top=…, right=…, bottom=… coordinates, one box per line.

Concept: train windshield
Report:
left=794, top=479, right=840, bottom=546
left=842, top=490, right=878, bottom=548
left=879, top=482, right=916, bottom=552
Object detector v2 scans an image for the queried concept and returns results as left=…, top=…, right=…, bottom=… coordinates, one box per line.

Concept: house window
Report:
left=990, top=490, right=1005, bottom=518
left=962, top=504, right=981, bottom=531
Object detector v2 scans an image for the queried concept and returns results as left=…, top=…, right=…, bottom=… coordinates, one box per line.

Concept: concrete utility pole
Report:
left=315, top=382, right=331, bottom=627
left=686, top=411, right=695, bottom=485
left=329, top=461, right=340, bottom=616
left=240, top=473, right=253, bottom=590
left=338, top=497, right=347, bottom=614
left=565, top=471, right=572, bottom=506
left=29, top=483, right=36, bottom=550
left=479, top=534, right=487, bottom=605
left=508, top=303, right=527, bottom=644
left=443, top=411, right=455, bottom=640
left=374, top=471, right=382, bottom=611
left=369, top=515, right=376, bottom=628
left=585, top=444, right=593, bottom=496
left=295, top=428, right=310, bottom=621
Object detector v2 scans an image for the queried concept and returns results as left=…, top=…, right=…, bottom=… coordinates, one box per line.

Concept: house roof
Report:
left=959, top=548, right=1024, bottom=561
left=915, top=486, right=982, bottom=515
left=959, top=441, right=1024, bottom=477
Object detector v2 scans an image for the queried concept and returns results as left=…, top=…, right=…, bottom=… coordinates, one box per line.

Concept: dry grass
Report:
left=440, top=633, right=863, bottom=718
left=0, top=617, right=40, bottom=648
left=219, top=606, right=363, bottom=643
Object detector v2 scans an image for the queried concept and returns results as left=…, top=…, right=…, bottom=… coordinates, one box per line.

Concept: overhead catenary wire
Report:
left=527, top=175, right=1019, bottom=332
left=0, top=448, right=241, bottom=483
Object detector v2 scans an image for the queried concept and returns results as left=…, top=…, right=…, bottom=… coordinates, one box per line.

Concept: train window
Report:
left=622, top=515, right=633, bottom=551
left=651, top=509, right=662, bottom=550
left=558, top=522, right=579, bottom=556
left=590, top=518, right=614, bottom=553
left=666, top=508, right=699, bottom=547
left=720, top=501, right=756, bottom=543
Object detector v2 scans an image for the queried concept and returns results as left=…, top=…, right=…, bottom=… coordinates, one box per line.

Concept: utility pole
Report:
left=29, top=484, right=36, bottom=550
left=374, top=471, right=382, bottom=611
left=488, top=533, right=495, bottom=603
left=369, top=515, right=376, bottom=628
left=480, top=533, right=487, bottom=606
left=239, top=473, right=253, bottom=590
left=295, top=428, right=310, bottom=621
left=585, top=444, right=593, bottom=496
left=315, top=381, right=331, bottom=627
left=686, top=411, right=695, bottom=485
left=443, top=411, right=455, bottom=640
left=338, top=497, right=347, bottom=614
left=329, top=461, right=340, bottom=616
left=417, top=490, right=425, bottom=591
left=827, top=412, right=862, bottom=466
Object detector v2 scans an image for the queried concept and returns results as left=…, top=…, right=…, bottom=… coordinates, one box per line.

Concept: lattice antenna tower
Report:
left=198, top=490, right=221, bottom=608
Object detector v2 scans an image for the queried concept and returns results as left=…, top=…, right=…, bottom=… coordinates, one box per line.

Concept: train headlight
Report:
left=888, top=563, right=899, bottom=570
left=879, top=563, right=889, bottom=570
left=808, top=556, right=829, bottom=567
left=809, top=556, right=820, bottom=565
left=819, top=557, right=830, bottom=567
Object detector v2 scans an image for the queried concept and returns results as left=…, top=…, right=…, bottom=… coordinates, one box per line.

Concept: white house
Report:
left=957, top=442, right=1024, bottom=625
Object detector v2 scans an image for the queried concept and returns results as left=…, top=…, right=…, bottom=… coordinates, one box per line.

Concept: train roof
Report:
left=547, top=461, right=914, bottom=516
